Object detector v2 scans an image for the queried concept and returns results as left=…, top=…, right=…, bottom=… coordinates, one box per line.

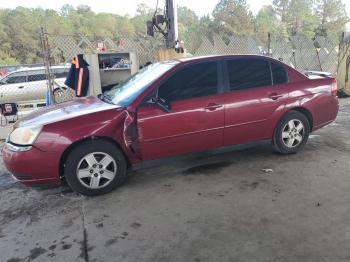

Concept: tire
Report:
left=53, top=87, right=67, bottom=104
left=273, top=110, right=310, bottom=154
left=64, top=139, right=127, bottom=196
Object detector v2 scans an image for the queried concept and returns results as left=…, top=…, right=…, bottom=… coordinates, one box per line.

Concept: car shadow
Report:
left=124, top=143, right=278, bottom=187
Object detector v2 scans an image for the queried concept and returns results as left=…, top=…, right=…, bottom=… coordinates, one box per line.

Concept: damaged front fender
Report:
left=123, top=109, right=142, bottom=160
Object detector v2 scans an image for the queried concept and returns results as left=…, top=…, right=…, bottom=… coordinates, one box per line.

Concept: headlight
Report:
left=9, top=126, right=42, bottom=146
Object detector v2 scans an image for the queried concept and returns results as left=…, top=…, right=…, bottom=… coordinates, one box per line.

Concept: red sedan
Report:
left=2, top=55, right=339, bottom=195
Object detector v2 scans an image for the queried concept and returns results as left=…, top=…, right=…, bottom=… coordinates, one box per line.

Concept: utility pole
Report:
left=165, top=0, right=178, bottom=49
left=146, top=0, right=184, bottom=60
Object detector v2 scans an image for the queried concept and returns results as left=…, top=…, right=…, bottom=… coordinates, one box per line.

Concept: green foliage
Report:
left=273, top=0, right=291, bottom=22
left=0, top=1, right=348, bottom=65
left=212, top=0, right=255, bottom=36
left=273, top=0, right=319, bottom=37
left=177, top=7, right=216, bottom=53
left=314, top=0, right=349, bottom=41
left=255, top=5, right=280, bottom=41
left=0, top=51, right=18, bottom=65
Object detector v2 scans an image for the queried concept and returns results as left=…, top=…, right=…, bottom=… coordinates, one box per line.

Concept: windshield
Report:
left=105, top=62, right=178, bottom=106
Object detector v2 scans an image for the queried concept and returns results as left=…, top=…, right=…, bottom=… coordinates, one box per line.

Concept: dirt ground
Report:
left=0, top=98, right=350, bottom=262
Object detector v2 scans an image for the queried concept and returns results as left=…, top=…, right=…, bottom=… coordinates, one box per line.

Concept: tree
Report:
left=273, top=0, right=290, bottom=22
left=76, top=5, right=93, bottom=16
left=314, top=0, right=349, bottom=40
left=60, top=4, right=74, bottom=17
left=184, top=15, right=216, bottom=54
left=288, top=0, right=318, bottom=36
left=178, top=6, right=198, bottom=26
left=131, top=3, right=155, bottom=37
left=0, top=51, right=18, bottom=65
left=136, top=3, right=152, bottom=16
left=0, top=2, right=345, bottom=65
left=255, top=5, right=280, bottom=40
left=273, top=0, right=318, bottom=37
left=2, top=7, right=42, bottom=63
left=177, top=6, right=199, bottom=41
left=212, top=0, right=254, bottom=36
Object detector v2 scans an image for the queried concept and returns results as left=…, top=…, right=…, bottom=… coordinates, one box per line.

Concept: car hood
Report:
left=18, top=96, right=121, bottom=127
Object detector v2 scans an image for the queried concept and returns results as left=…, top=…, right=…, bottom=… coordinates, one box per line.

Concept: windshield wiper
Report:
left=98, top=94, right=115, bottom=105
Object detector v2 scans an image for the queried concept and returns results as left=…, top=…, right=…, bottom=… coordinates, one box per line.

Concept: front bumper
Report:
left=2, top=143, right=61, bottom=186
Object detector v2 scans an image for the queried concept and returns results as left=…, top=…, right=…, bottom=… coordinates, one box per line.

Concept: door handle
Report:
left=18, top=86, right=24, bottom=89
left=268, top=93, right=283, bottom=100
left=204, top=103, right=223, bottom=111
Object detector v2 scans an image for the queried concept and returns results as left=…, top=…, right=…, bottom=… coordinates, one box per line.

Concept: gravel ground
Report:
left=0, top=98, right=350, bottom=262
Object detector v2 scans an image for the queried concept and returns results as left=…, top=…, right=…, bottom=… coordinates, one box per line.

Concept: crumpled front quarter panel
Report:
left=34, top=108, right=140, bottom=163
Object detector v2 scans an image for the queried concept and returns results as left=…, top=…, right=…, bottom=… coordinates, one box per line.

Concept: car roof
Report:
left=9, top=65, right=70, bottom=74
left=177, top=54, right=279, bottom=63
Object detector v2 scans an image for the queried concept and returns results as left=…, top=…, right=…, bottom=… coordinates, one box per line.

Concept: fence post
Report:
left=267, top=32, right=271, bottom=56
left=316, top=47, right=323, bottom=71
left=292, top=49, right=297, bottom=69
left=40, top=27, right=55, bottom=105
left=337, top=32, right=345, bottom=77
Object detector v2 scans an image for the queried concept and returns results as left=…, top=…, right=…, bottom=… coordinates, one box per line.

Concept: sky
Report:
left=1, top=0, right=342, bottom=17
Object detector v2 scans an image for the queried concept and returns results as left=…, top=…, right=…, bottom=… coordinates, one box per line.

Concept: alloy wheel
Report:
left=281, top=119, right=305, bottom=148
left=76, top=152, right=117, bottom=189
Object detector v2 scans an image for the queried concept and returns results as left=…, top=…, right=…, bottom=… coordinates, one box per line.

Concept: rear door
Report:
left=26, top=70, right=48, bottom=101
left=136, top=61, right=225, bottom=160
left=222, top=58, right=290, bottom=146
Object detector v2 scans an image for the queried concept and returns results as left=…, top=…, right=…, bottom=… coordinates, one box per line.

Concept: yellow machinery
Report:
left=337, top=38, right=350, bottom=96
left=156, top=48, right=186, bottom=61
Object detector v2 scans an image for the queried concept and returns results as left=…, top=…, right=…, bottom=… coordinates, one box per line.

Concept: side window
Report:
left=158, top=62, right=218, bottom=102
left=271, top=62, right=288, bottom=85
left=55, top=70, right=69, bottom=79
left=227, top=59, right=272, bottom=91
left=6, top=75, right=26, bottom=84
left=28, top=74, right=47, bottom=82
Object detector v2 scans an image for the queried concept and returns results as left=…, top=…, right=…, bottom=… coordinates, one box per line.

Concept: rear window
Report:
left=271, top=62, right=288, bottom=85
left=227, top=59, right=272, bottom=91
left=53, top=68, right=69, bottom=78
left=28, top=74, right=47, bottom=82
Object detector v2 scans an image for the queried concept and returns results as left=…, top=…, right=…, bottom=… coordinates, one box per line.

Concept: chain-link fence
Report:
left=47, top=33, right=340, bottom=70
left=49, top=34, right=164, bottom=67
left=47, top=32, right=348, bottom=100
left=0, top=31, right=349, bottom=115
left=48, top=32, right=343, bottom=73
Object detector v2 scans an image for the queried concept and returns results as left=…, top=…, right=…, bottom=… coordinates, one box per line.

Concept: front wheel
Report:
left=64, top=140, right=127, bottom=196
left=273, top=111, right=310, bottom=154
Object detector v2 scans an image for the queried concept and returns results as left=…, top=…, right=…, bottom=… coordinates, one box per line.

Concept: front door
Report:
left=0, top=74, right=27, bottom=103
left=137, top=61, right=225, bottom=161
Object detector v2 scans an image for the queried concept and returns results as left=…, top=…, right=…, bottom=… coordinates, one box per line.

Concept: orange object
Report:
left=77, top=68, right=83, bottom=96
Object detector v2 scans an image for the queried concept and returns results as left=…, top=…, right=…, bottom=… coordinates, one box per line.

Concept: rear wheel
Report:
left=64, top=140, right=127, bottom=196
left=273, top=111, right=310, bottom=154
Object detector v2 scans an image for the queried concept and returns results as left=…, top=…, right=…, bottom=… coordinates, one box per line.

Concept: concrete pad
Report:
left=0, top=97, right=349, bottom=262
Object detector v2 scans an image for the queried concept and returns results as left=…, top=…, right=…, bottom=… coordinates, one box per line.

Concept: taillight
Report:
left=331, top=79, right=337, bottom=96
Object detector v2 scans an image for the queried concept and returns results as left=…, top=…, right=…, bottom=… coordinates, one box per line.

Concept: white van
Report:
left=0, top=66, right=70, bottom=108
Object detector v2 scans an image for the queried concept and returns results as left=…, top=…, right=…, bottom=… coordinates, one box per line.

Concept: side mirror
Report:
left=147, top=97, right=171, bottom=113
